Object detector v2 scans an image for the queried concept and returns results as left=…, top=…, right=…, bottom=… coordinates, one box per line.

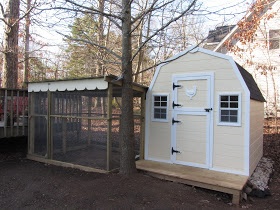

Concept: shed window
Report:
left=269, top=30, right=280, bottom=50
left=218, top=93, right=241, bottom=126
left=152, top=95, right=168, bottom=122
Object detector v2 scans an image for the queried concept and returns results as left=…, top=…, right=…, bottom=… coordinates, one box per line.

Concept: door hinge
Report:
left=172, top=118, right=181, bottom=125
left=171, top=147, right=181, bottom=155
left=172, top=101, right=182, bottom=109
left=173, top=83, right=182, bottom=90
left=204, top=108, right=213, bottom=112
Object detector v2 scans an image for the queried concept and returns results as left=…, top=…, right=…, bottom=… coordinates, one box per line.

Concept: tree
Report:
left=222, top=0, right=279, bottom=133
left=1, top=0, right=20, bottom=88
left=49, top=0, right=200, bottom=174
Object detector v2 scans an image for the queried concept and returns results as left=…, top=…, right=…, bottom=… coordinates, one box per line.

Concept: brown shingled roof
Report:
left=235, top=62, right=266, bottom=102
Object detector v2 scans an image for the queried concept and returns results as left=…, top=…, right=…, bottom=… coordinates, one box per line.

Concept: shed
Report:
left=137, top=47, right=265, bottom=204
left=27, top=75, right=147, bottom=172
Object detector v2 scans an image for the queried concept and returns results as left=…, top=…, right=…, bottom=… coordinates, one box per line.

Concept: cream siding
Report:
left=249, top=100, right=264, bottom=175
left=146, top=50, right=248, bottom=174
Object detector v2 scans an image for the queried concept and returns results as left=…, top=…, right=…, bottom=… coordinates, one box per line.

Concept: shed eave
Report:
left=28, top=77, right=108, bottom=92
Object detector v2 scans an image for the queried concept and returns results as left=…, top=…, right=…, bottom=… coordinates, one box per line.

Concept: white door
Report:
left=171, top=73, right=213, bottom=168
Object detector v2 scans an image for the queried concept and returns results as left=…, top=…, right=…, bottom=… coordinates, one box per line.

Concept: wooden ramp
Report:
left=136, top=160, right=248, bottom=204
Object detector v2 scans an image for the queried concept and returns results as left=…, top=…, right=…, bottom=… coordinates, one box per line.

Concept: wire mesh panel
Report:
left=29, top=91, right=48, bottom=156
left=28, top=84, right=146, bottom=172
left=33, top=116, right=47, bottom=156
left=50, top=90, right=111, bottom=170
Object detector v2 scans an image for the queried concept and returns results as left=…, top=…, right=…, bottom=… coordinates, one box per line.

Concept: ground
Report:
left=0, top=133, right=280, bottom=209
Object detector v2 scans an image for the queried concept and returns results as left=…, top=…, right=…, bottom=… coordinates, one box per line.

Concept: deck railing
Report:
left=0, top=88, right=28, bottom=138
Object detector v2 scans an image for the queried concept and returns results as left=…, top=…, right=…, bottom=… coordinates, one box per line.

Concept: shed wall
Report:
left=249, top=100, right=264, bottom=175
left=146, top=51, right=248, bottom=174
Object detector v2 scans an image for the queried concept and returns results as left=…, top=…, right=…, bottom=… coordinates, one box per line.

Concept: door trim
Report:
left=171, top=72, right=214, bottom=169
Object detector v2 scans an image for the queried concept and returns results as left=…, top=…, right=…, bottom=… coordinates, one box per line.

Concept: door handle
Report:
left=204, top=108, right=212, bottom=112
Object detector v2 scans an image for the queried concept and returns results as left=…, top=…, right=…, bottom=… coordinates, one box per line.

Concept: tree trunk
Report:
left=23, top=0, right=31, bottom=88
left=2, top=0, right=20, bottom=89
left=119, top=0, right=136, bottom=174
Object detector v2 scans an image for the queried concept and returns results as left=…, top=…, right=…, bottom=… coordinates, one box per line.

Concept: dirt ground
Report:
left=0, top=133, right=280, bottom=209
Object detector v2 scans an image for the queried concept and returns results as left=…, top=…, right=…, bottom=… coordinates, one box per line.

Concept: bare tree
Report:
left=1, top=0, right=20, bottom=88
left=48, top=0, right=199, bottom=174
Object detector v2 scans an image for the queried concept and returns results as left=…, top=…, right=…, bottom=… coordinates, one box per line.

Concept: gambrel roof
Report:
left=235, top=62, right=266, bottom=102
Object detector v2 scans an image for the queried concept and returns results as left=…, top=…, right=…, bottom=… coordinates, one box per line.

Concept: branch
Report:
left=64, top=0, right=122, bottom=30
left=131, top=0, right=173, bottom=25
left=131, top=0, right=198, bottom=61
left=57, top=31, right=122, bottom=60
left=133, top=38, right=206, bottom=76
left=0, top=2, right=4, bottom=16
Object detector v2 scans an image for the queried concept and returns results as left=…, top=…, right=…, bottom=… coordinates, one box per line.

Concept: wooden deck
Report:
left=136, top=160, right=248, bottom=204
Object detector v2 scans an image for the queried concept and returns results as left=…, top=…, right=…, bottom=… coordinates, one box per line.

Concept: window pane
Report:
left=221, top=116, right=229, bottom=122
left=161, top=102, right=167, bottom=107
left=154, top=113, right=160, bottom=118
left=230, top=116, right=238, bottom=122
left=269, top=30, right=280, bottom=50
left=161, top=96, right=167, bottom=101
left=161, top=109, right=166, bottom=114
left=154, top=108, right=161, bottom=114
left=221, top=96, right=228, bottom=101
left=154, top=96, right=160, bottom=101
left=230, top=102, right=238, bottom=108
left=270, top=40, right=279, bottom=49
left=221, top=110, right=229, bottom=115
left=154, top=102, right=160, bottom=106
left=160, top=113, right=166, bottom=119
left=230, top=96, right=238, bottom=101
left=230, top=110, right=238, bottom=116
left=221, top=102, right=228, bottom=108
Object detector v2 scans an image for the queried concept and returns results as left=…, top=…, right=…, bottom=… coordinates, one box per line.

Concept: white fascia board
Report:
left=228, top=58, right=251, bottom=176
left=28, top=78, right=108, bottom=92
left=148, top=46, right=233, bottom=93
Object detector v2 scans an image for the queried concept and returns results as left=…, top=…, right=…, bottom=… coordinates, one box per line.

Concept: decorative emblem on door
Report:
left=185, top=86, right=197, bottom=100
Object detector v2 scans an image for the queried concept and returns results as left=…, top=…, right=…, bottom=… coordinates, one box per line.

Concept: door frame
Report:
left=171, top=72, right=214, bottom=169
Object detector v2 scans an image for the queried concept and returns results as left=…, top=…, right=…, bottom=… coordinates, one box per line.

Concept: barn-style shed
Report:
left=27, top=75, right=147, bottom=172
left=137, top=47, right=265, bottom=204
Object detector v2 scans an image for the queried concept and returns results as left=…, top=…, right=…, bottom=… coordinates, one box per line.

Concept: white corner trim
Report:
left=229, top=59, right=250, bottom=176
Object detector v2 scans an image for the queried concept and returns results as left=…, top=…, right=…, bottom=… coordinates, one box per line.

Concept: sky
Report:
left=0, top=0, right=254, bottom=54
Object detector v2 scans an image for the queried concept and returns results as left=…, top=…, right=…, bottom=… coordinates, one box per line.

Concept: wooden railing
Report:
left=0, top=88, right=28, bottom=138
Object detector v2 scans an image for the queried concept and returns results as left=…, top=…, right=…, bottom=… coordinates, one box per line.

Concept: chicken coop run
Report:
left=27, top=76, right=147, bottom=172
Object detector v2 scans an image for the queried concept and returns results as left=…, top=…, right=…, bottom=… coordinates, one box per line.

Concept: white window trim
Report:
left=151, top=93, right=169, bottom=122
left=217, top=92, right=241, bottom=127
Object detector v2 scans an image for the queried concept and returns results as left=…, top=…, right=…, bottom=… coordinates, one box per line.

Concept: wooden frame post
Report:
left=87, top=95, right=92, bottom=145
left=47, top=91, right=52, bottom=159
left=28, top=92, right=35, bottom=154
left=3, top=89, right=8, bottom=137
left=106, top=83, right=113, bottom=171
left=140, top=92, right=146, bottom=160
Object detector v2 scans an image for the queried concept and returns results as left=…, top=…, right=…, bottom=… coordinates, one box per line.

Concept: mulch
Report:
left=0, top=128, right=279, bottom=209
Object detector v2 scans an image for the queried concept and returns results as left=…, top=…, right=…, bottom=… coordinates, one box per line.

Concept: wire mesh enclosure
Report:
left=0, top=89, right=28, bottom=138
left=28, top=76, right=147, bottom=172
